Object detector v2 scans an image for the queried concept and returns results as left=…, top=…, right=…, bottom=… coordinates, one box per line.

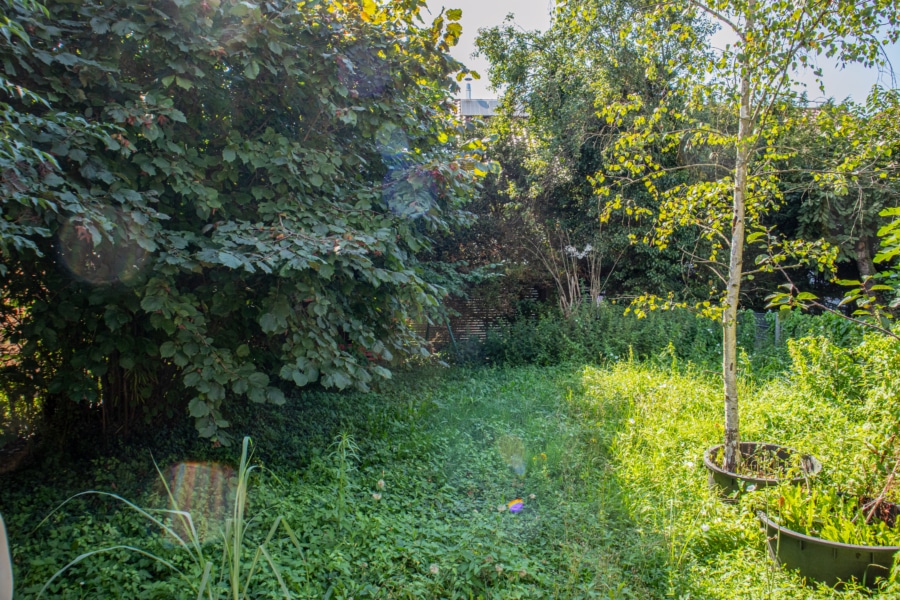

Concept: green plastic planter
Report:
left=703, top=442, right=821, bottom=498
left=758, top=510, right=900, bottom=587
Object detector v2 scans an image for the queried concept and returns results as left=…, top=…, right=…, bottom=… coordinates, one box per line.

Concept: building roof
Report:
left=458, top=99, right=500, bottom=118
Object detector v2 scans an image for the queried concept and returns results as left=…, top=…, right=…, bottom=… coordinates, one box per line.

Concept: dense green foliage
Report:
left=0, top=0, right=490, bottom=442
left=472, top=302, right=755, bottom=367
left=4, top=317, right=900, bottom=597
left=465, top=0, right=705, bottom=312
left=4, top=0, right=900, bottom=594
left=471, top=0, right=900, bottom=316
left=591, top=0, right=900, bottom=472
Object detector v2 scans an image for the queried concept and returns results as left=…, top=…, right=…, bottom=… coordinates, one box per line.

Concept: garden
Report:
left=3, top=0, right=900, bottom=597
left=5, top=310, right=900, bottom=598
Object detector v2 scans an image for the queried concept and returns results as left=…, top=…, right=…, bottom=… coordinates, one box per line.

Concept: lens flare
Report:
left=57, top=209, right=149, bottom=285
left=381, top=168, right=437, bottom=219
left=375, top=123, right=409, bottom=166
left=344, top=50, right=390, bottom=98
left=497, top=435, right=526, bottom=476
left=375, top=124, right=435, bottom=218
left=161, top=462, right=235, bottom=544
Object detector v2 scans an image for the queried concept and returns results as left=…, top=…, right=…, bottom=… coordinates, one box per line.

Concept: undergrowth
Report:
left=1, top=314, right=898, bottom=598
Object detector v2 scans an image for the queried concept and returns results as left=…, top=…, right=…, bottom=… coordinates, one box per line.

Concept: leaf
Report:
left=244, top=61, right=260, bottom=80
left=159, top=341, right=177, bottom=358
left=188, top=398, right=210, bottom=418
left=362, top=0, right=377, bottom=20
left=446, top=8, right=462, bottom=21
left=330, top=371, right=351, bottom=390
left=223, top=148, right=236, bottom=162
left=218, top=251, right=243, bottom=269
left=111, top=20, right=135, bottom=36
left=249, top=372, right=269, bottom=388
left=318, top=264, right=334, bottom=279
left=68, top=149, right=88, bottom=163
left=291, top=370, right=309, bottom=386
left=746, top=231, right=765, bottom=243
left=90, top=17, right=110, bottom=34
left=197, top=416, right=217, bottom=438
left=230, top=1, right=251, bottom=16
left=266, top=387, right=285, bottom=405
left=259, top=313, right=279, bottom=333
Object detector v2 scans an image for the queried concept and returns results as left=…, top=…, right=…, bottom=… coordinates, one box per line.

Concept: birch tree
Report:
left=597, top=0, right=900, bottom=471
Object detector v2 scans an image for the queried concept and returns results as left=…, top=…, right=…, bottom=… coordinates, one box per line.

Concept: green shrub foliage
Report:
left=474, top=303, right=759, bottom=367
left=0, top=0, right=489, bottom=442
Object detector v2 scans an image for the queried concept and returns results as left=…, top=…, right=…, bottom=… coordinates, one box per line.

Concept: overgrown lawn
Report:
left=2, top=344, right=898, bottom=598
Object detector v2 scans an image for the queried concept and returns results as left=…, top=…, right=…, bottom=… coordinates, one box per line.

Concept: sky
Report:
left=424, top=0, right=555, bottom=99
left=424, top=0, right=900, bottom=104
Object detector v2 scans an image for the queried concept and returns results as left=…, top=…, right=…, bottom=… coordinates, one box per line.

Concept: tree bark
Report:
left=855, top=236, right=876, bottom=280
left=722, top=17, right=754, bottom=473
left=855, top=235, right=881, bottom=300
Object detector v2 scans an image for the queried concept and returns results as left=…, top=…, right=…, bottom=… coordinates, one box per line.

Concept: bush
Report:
left=773, top=309, right=869, bottom=347
left=473, top=303, right=759, bottom=367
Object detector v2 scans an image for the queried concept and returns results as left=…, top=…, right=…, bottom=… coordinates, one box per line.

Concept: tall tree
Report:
left=472, top=0, right=709, bottom=312
left=767, top=88, right=900, bottom=326
left=597, top=0, right=900, bottom=471
left=790, top=91, right=900, bottom=291
left=0, top=0, right=489, bottom=443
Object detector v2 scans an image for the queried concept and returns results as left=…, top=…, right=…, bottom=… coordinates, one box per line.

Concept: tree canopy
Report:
left=469, top=0, right=709, bottom=314
left=595, top=0, right=900, bottom=470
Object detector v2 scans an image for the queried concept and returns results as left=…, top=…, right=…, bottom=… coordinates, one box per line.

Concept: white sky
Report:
left=424, top=0, right=555, bottom=99
left=424, top=0, right=900, bottom=104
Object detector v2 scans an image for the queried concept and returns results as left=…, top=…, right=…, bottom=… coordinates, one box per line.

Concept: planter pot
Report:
left=703, top=442, right=821, bottom=497
left=758, top=510, right=900, bottom=587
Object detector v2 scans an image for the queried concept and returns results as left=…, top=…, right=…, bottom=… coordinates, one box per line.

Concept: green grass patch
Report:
left=2, top=336, right=900, bottom=597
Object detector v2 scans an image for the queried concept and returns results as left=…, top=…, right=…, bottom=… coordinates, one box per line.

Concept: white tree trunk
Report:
left=723, top=43, right=753, bottom=473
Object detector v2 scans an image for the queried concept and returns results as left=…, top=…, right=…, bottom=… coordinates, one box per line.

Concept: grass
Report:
left=2, top=335, right=900, bottom=598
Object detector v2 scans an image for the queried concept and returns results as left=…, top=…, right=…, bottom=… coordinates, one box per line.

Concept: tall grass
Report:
left=33, top=437, right=304, bottom=599
left=576, top=338, right=900, bottom=597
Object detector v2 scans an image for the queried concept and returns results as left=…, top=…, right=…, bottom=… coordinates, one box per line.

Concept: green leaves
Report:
left=243, top=60, right=260, bottom=80
left=875, top=207, right=900, bottom=264
left=2, top=0, right=490, bottom=442
left=188, top=397, right=210, bottom=418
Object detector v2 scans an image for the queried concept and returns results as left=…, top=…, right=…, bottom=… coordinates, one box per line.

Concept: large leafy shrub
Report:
left=0, top=0, right=489, bottom=442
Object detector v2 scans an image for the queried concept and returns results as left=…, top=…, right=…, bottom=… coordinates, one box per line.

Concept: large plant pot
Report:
left=758, top=510, right=900, bottom=587
left=703, top=442, right=821, bottom=497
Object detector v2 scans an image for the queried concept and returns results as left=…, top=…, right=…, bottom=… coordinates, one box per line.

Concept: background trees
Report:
left=469, top=0, right=713, bottom=315
left=0, top=0, right=488, bottom=443
left=594, top=0, right=899, bottom=470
